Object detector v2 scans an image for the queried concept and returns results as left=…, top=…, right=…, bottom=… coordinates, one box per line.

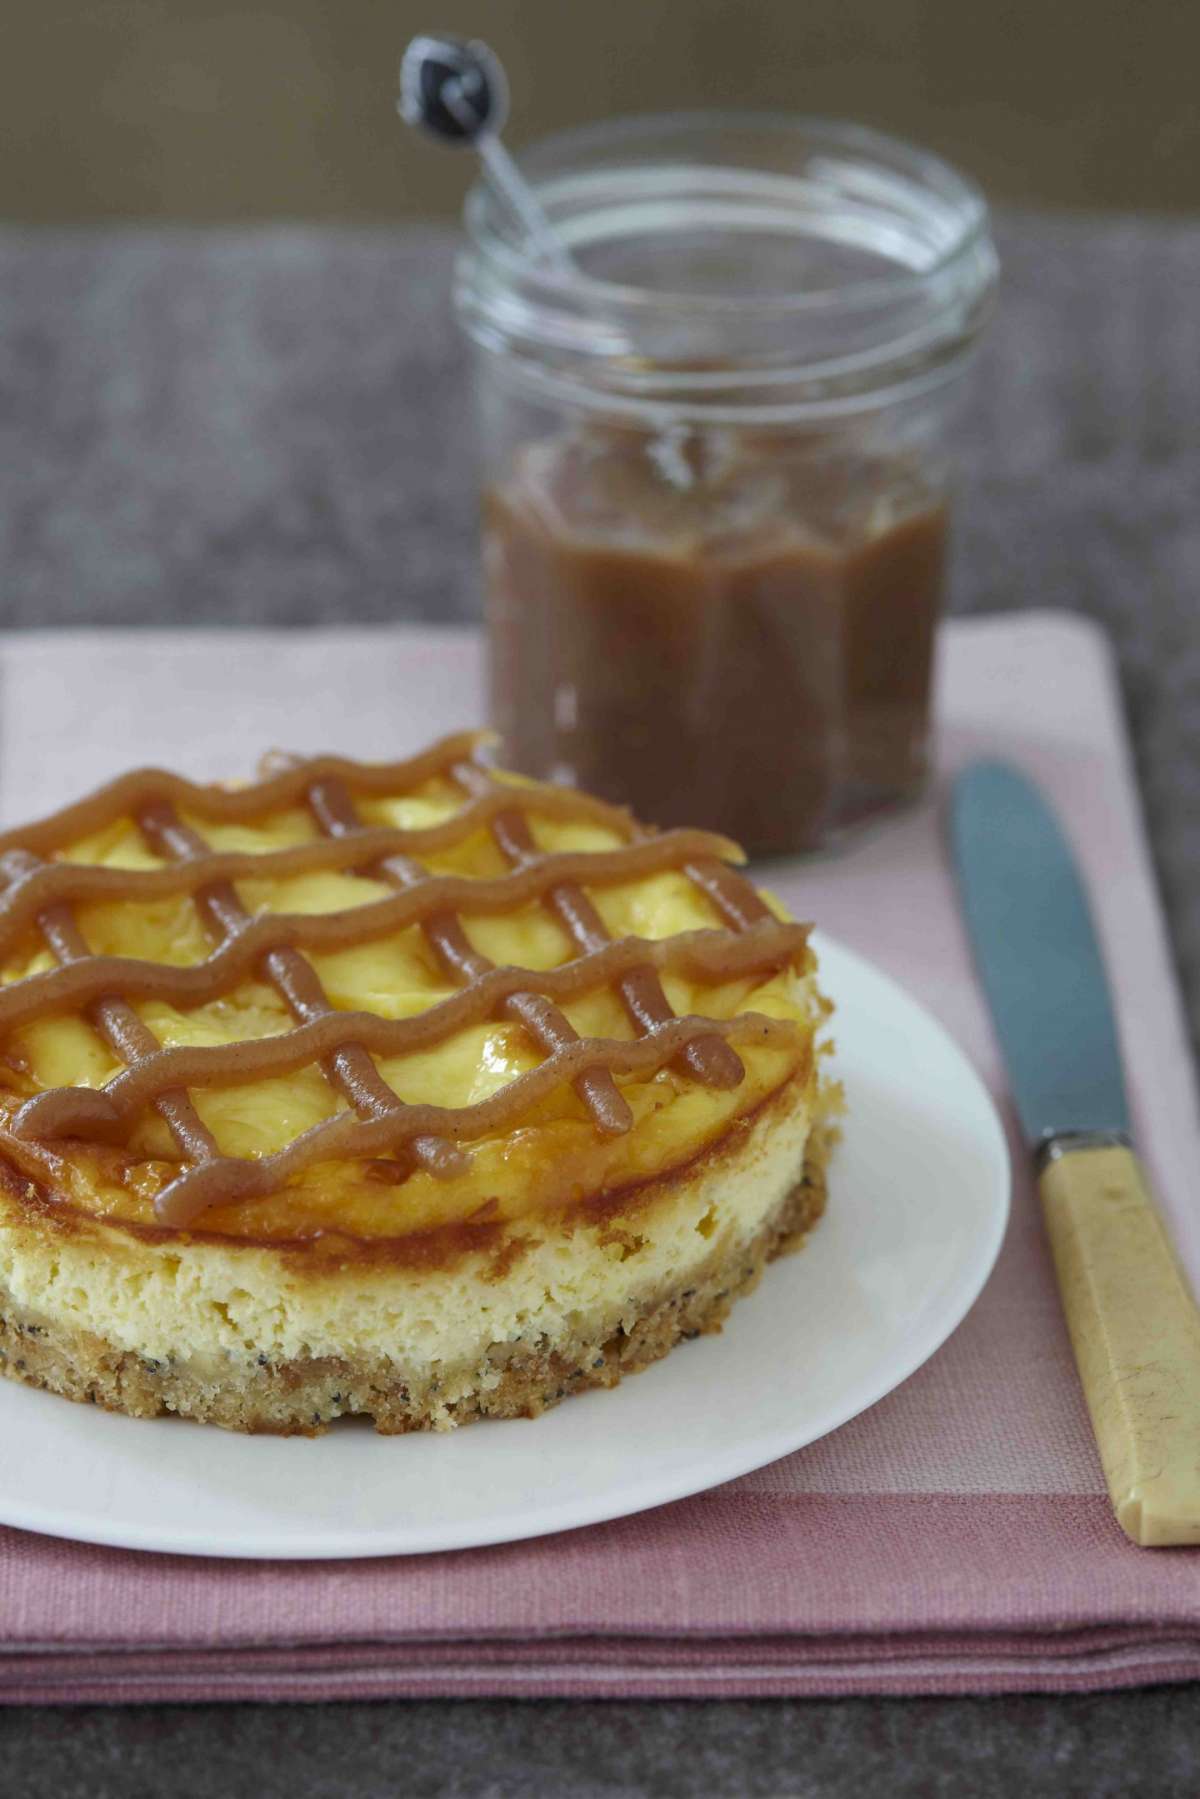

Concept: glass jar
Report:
left=455, top=114, right=997, bottom=855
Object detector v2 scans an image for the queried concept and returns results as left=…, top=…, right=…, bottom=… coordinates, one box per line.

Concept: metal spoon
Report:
left=398, top=34, right=576, bottom=276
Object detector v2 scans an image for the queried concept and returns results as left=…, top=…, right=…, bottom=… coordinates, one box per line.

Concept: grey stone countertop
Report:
left=1, top=213, right=1199, bottom=1795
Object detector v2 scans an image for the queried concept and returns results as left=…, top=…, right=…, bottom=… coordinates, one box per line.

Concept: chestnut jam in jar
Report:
left=455, top=115, right=996, bottom=854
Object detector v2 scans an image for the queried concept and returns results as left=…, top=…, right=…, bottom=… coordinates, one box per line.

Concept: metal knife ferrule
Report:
left=1035, top=1129, right=1133, bottom=1173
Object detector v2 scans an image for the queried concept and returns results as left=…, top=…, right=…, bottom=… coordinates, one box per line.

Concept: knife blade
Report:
left=951, top=760, right=1200, bottom=1547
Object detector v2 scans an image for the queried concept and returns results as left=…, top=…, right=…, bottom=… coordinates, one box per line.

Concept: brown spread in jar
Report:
left=485, top=429, right=946, bottom=855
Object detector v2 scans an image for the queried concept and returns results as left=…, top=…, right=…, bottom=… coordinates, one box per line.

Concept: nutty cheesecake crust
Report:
left=0, top=1122, right=834, bottom=1436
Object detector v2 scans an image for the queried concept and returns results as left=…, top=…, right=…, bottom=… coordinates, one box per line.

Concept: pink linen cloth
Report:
left=2, top=610, right=1199, bottom=1705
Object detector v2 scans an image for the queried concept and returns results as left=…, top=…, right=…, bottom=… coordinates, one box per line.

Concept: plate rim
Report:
left=0, top=931, right=1011, bottom=1559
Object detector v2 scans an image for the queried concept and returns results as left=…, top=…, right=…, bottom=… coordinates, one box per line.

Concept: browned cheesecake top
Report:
left=0, top=734, right=815, bottom=1246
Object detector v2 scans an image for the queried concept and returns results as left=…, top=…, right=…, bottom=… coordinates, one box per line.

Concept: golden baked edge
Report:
left=0, top=1067, right=841, bottom=1436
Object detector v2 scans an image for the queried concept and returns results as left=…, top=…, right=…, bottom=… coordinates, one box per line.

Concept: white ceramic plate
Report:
left=0, top=935, right=1009, bottom=1559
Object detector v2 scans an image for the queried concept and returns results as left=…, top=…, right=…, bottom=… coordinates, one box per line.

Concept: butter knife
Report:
left=951, top=760, right=1200, bottom=1547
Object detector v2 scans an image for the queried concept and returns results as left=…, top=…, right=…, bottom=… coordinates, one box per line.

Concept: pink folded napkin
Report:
left=2, top=611, right=1199, bottom=1705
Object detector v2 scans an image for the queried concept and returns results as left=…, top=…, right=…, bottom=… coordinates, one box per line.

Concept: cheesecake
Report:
left=0, top=734, right=838, bottom=1433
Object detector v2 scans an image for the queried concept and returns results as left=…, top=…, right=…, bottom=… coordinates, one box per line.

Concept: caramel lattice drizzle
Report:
left=302, top=770, right=634, bottom=1137
left=0, top=738, right=810, bottom=1230
left=450, top=759, right=749, bottom=1092
left=0, top=848, right=221, bottom=1178
left=134, top=799, right=468, bottom=1187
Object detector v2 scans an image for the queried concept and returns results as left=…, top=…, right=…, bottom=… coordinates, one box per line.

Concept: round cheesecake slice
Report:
left=0, top=736, right=838, bottom=1434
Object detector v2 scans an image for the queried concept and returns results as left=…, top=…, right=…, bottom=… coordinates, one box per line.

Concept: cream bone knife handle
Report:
left=1039, top=1131, right=1200, bottom=1546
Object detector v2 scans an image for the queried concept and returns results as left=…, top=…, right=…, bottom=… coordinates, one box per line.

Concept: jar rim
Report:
left=456, top=110, right=997, bottom=420
left=462, top=110, right=992, bottom=319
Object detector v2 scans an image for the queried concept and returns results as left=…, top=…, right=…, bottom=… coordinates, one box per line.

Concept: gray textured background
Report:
left=1, top=215, right=1198, bottom=1792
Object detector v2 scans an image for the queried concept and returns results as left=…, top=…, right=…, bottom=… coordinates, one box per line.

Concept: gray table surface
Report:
left=1, top=214, right=1198, bottom=1795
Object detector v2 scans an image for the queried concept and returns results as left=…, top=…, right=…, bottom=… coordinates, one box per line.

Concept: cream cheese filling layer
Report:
left=0, top=1075, right=815, bottom=1375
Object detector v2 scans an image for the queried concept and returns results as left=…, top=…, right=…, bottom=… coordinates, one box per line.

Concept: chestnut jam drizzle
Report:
left=0, top=737, right=808, bottom=1227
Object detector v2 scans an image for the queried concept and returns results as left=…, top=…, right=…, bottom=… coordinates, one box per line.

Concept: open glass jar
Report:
left=456, top=114, right=997, bottom=855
